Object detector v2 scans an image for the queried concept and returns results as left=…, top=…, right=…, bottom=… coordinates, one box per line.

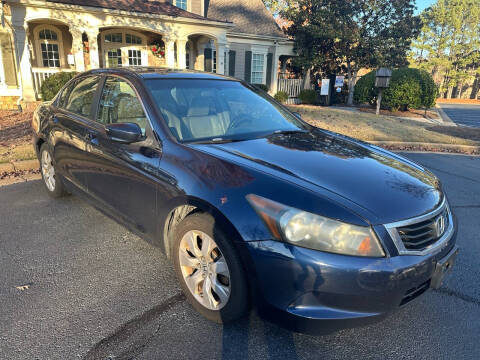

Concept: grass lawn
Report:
left=0, top=142, right=36, bottom=164
left=290, top=105, right=480, bottom=146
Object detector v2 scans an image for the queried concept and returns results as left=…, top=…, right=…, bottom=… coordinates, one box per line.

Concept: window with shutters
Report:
left=251, top=53, right=266, bottom=84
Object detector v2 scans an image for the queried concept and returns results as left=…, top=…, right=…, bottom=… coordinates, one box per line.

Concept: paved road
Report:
left=439, top=103, right=480, bottom=128
left=1, top=153, right=479, bottom=360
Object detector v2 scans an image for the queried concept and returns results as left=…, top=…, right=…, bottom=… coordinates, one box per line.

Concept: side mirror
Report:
left=106, top=123, right=143, bottom=143
left=292, top=112, right=302, bottom=120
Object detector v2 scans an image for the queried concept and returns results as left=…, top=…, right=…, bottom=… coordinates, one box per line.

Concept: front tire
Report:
left=172, top=212, right=249, bottom=323
left=39, top=143, right=67, bottom=198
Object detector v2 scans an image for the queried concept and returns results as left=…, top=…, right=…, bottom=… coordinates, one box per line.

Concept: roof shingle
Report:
left=48, top=0, right=221, bottom=22
left=206, top=0, right=286, bottom=38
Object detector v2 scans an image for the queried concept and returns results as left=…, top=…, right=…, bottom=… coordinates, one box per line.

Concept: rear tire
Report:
left=172, top=212, right=249, bottom=324
left=39, top=143, right=67, bottom=198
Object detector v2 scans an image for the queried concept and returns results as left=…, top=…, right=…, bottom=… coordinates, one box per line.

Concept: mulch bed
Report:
left=358, top=107, right=440, bottom=120
left=0, top=110, right=33, bottom=146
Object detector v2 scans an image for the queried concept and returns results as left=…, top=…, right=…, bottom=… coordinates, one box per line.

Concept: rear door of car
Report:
left=51, top=75, right=102, bottom=192
left=81, top=75, right=161, bottom=239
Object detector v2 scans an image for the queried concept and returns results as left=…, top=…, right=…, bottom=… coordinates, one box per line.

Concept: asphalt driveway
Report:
left=439, top=103, right=480, bottom=128
left=1, top=153, right=479, bottom=360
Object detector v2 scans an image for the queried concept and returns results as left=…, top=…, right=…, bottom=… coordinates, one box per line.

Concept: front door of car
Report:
left=51, top=75, right=102, bottom=192
left=82, top=75, right=161, bottom=239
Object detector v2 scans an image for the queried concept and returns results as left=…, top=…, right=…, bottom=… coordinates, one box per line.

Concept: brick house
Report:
left=0, top=0, right=294, bottom=108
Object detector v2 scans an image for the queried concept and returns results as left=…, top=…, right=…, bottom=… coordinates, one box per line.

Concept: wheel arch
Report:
left=162, top=196, right=245, bottom=260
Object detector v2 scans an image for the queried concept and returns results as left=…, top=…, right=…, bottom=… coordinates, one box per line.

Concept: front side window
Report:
left=176, top=0, right=187, bottom=10
left=251, top=53, right=265, bottom=84
left=146, top=79, right=307, bottom=142
left=97, top=77, right=148, bottom=135
left=63, top=76, right=100, bottom=118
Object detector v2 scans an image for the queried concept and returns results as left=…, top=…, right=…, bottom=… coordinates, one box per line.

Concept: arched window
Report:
left=101, top=30, right=147, bottom=68
left=35, top=25, right=64, bottom=68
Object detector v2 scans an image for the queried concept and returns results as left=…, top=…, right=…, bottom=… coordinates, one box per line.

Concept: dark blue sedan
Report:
left=32, top=68, right=458, bottom=334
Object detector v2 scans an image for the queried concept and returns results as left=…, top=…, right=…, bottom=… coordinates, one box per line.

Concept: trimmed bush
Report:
left=274, top=91, right=289, bottom=103
left=354, top=68, right=438, bottom=111
left=254, top=84, right=269, bottom=92
left=40, top=72, right=77, bottom=101
left=298, top=89, right=318, bottom=105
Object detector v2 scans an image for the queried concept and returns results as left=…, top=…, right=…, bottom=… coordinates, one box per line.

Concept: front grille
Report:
left=400, top=279, right=431, bottom=306
left=397, top=208, right=449, bottom=251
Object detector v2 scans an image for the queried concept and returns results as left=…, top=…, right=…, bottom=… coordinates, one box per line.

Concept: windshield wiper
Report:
left=270, top=129, right=309, bottom=136
left=186, top=137, right=248, bottom=145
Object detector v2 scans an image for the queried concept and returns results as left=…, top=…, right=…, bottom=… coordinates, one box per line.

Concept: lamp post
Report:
left=375, top=68, right=392, bottom=115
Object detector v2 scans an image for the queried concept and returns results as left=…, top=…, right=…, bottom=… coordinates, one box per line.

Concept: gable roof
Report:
left=206, top=0, right=286, bottom=38
left=47, top=0, right=221, bottom=22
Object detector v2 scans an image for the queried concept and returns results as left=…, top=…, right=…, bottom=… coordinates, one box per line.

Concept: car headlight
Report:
left=247, top=194, right=385, bottom=257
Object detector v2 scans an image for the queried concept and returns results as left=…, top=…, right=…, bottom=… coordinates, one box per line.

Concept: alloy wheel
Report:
left=41, top=150, right=55, bottom=192
left=178, top=230, right=231, bottom=310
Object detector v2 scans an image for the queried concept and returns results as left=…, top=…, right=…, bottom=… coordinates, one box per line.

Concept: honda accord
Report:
left=32, top=68, right=458, bottom=333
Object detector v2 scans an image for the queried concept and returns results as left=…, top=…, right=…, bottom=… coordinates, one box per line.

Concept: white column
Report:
left=216, top=42, right=226, bottom=75
left=12, top=24, right=36, bottom=101
left=70, top=30, right=85, bottom=72
left=86, top=29, right=100, bottom=69
left=165, top=37, right=176, bottom=68
left=0, top=40, right=6, bottom=90
left=271, top=45, right=280, bottom=94
left=176, top=38, right=187, bottom=69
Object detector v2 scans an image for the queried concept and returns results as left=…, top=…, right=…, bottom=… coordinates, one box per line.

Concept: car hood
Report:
left=192, top=130, right=442, bottom=225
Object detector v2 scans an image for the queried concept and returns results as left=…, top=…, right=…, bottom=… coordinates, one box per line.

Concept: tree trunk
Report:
left=302, top=67, right=312, bottom=90
left=470, top=73, right=480, bottom=99
left=346, top=63, right=358, bottom=106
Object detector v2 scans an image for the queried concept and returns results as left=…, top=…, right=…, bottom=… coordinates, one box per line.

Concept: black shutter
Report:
left=266, top=53, right=273, bottom=89
left=204, top=48, right=213, bottom=72
left=228, top=50, right=236, bottom=77
left=244, top=51, right=252, bottom=83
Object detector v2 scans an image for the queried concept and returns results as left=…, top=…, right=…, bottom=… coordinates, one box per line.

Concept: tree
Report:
left=262, top=0, right=295, bottom=15
left=282, top=0, right=421, bottom=104
left=410, top=0, right=480, bottom=99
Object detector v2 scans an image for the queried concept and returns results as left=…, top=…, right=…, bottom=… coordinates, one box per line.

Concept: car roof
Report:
left=84, top=67, right=240, bottom=81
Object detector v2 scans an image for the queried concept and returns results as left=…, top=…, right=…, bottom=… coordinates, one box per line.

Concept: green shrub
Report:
left=40, top=72, right=77, bottom=101
left=298, top=89, right=318, bottom=104
left=353, top=68, right=438, bottom=111
left=353, top=71, right=377, bottom=106
left=274, top=91, right=289, bottom=103
left=254, top=84, right=269, bottom=92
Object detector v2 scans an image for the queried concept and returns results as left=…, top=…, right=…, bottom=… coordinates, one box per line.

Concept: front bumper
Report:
left=246, top=229, right=457, bottom=334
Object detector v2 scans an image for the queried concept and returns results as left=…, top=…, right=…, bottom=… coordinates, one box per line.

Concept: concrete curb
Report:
left=435, top=105, right=457, bottom=126
left=370, top=141, right=480, bottom=155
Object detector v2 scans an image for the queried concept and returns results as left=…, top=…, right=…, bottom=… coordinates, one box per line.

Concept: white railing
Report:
left=31, top=67, right=75, bottom=99
left=277, top=78, right=303, bottom=104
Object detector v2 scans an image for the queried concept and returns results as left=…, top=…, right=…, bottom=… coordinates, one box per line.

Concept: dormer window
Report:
left=176, top=0, right=187, bottom=10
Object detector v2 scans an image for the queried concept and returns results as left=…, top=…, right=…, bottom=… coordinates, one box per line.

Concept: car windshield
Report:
left=145, top=79, right=309, bottom=143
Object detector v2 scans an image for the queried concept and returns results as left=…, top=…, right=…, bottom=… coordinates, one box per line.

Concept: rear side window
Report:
left=63, top=76, right=100, bottom=118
